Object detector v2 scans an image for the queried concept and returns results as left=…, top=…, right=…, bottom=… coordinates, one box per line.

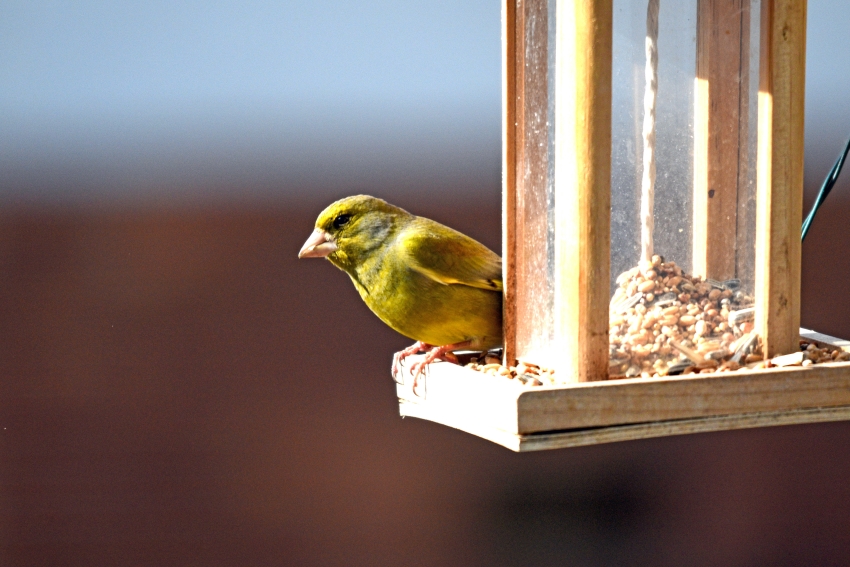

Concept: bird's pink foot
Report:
left=407, top=346, right=456, bottom=379
left=392, top=341, right=432, bottom=384
left=393, top=341, right=472, bottom=396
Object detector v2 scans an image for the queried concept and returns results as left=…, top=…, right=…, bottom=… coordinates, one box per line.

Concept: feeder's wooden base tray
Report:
left=396, top=329, right=850, bottom=452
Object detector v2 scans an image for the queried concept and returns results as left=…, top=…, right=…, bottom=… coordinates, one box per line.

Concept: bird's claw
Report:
left=393, top=341, right=471, bottom=397
left=409, top=361, right=428, bottom=397
left=392, top=341, right=431, bottom=385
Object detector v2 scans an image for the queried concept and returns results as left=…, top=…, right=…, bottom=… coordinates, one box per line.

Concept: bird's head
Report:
left=298, top=195, right=410, bottom=271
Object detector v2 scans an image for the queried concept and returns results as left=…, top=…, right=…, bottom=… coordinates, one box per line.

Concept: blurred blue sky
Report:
left=0, top=0, right=501, bottom=203
left=0, top=1, right=848, bottom=205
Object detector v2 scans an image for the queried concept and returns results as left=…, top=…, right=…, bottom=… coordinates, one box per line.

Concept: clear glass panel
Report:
left=610, top=0, right=697, bottom=285
left=609, top=0, right=761, bottom=379
left=511, top=0, right=557, bottom=366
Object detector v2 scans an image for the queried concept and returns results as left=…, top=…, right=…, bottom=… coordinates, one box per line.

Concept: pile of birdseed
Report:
left=464, top=353, right=553, bottom=387
left=608, top=256, right=759, bottom=378
left=606, top=256, right=850, bottom=377
left=458, top=255, right=850, bottom=384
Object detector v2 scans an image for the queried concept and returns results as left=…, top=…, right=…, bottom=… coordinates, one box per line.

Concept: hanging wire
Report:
left=801, top=135, right=850, bottom=242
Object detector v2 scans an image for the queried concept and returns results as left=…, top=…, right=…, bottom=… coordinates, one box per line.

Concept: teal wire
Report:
left=801, top=135, right=850, bottom=242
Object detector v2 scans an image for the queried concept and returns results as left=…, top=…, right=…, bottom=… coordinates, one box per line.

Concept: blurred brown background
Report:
left=4, top=1, right=850, bottom=566
left=2, top=190, right=850, bottom=567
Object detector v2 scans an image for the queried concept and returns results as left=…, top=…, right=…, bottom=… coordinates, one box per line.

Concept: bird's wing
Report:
left=398, top=219, right=503, bottom=292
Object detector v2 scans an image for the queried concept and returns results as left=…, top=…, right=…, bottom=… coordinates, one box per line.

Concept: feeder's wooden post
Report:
left=502, top=0, right=611, bottom=378
left=502, top=0, right=556, bottom=368
left=553, top=0, right=612, bottom=382
left=502, top=0, right=518, bottom=365
left=755, top=0, right=806, bottom=357
left=693, top=0, right=752, bottom=281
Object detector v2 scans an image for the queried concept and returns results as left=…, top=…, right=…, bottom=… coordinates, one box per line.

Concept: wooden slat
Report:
left=501, top=0, right=518, bottom=365
left=397, top=343, right=850, bottom=436
left=502, top=0, right=555, bottom=368
left=735, top=2, right=756, bottom=290
left=693, top=0, right=751, bottom=281
left=755, top=0, right=807, bottom=357
left=552, top=0, right=612, bottom=382
left=515, top=360, right=850, bottom=433
left=396, top=359, right=524, bottom=434
left=399, top=403, right=850, bottom=452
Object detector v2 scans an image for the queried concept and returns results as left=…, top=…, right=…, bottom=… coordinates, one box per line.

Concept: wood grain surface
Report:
left=755, top=0, right=807, bottom=357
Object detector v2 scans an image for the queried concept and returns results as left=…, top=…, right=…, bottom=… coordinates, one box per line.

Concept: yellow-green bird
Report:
left=298, top=195, right=502, bottom=386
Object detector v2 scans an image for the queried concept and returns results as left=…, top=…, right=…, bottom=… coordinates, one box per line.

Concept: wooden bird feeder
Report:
left=397, top=0, right=850, bottom=451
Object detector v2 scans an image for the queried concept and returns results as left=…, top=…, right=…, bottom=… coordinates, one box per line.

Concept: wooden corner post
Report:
left=693, top=0, right=752, bottom=281
left=503, top=0, right=612, bottom=380
left=502, top=0, right=557, bottom=369
left=502, top=0, right=518, bottom=365
left=755, top=0, right=806, bottom=357
left=553, top=0, right=613, bottom=382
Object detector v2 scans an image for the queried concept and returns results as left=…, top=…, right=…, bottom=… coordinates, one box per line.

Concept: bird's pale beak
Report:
left=298, top=229, right=338, bottom=258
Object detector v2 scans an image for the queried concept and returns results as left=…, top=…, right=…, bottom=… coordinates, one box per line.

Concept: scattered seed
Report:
left=461, top=261, right=848, bottom=383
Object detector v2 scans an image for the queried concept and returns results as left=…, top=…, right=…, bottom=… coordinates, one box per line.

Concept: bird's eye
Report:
left=332, top=214, right=352, bottom=229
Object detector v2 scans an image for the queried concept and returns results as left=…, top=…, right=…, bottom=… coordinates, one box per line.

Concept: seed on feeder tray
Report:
left=666, top=359, right=693, bottom=375
left=610, top=289, right=627, bottom=307
left=729, top=307, right=755, bottom=325
left=696, top=340, right=722, bottom=354
left=771, top=351, right=805, bottom=367
left=611, top=292, right=642, bottom=314
left=670, top=340, right=705, bottom=365
left=704, top=348, right=729, bottom=361
left=696, top=359, right=720, bottom=371
left=470, top=259, right=850, bottom=384
left=654, top=292, right=678, bottom=307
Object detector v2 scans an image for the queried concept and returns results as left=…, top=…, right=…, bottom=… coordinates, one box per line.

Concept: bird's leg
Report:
left=392, top=341, right=432, bottom=384
left=407, top=340, right=474, bottom=397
